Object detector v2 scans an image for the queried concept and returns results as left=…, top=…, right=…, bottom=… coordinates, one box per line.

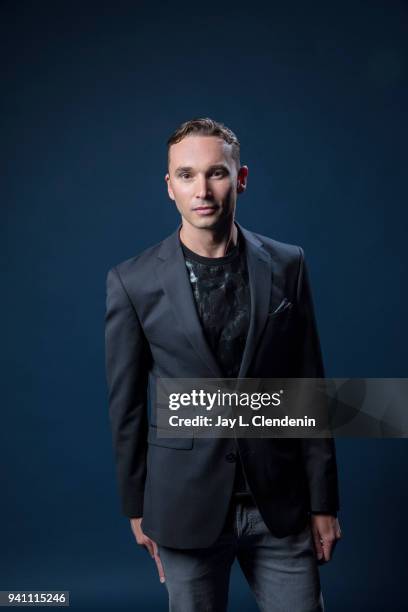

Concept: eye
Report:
left=180, top=172, right=191, bottom=179
left=212, top=169, right=225, bottom=177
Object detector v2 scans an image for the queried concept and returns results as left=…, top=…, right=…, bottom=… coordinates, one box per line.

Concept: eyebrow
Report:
left=174, top=164, right=230, bottom=175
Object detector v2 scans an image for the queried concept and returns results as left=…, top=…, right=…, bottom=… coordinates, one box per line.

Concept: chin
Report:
left=189, top=217, right=219, bottom=229
left=199, top=220, right=222, bottom=231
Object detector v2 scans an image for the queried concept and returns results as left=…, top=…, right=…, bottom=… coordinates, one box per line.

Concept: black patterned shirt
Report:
left=180, top=228, right=252, bottom=495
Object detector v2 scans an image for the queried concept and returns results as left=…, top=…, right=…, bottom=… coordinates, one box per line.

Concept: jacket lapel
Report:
left=236, top=222, right=272, bottom=378
left=156, top=221, right=272, bottom=379
left=156, top=224, right=224, bottom=377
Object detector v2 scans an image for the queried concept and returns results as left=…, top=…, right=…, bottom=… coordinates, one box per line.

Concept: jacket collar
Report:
left=156, top=220, right=272, bottom=378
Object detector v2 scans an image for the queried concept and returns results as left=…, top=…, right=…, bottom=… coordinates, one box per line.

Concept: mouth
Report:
left=193, top=206, right=217, bottom=215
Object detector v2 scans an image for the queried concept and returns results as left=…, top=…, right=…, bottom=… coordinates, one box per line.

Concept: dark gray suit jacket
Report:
left=105, top=221, right=340, bottom=548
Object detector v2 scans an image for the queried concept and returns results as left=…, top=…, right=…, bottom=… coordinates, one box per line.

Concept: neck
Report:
left=179, top=218, right=238, bottom=258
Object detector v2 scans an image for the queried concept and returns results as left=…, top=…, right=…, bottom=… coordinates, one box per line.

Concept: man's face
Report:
left=165, top=135, right=248, bottom=231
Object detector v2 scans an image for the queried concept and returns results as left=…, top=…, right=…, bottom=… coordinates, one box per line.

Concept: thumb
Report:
left=152, top=540, right=166, bottom=584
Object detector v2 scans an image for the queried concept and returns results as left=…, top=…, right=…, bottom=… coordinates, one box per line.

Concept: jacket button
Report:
left=225, top=452, right=237, bottom=463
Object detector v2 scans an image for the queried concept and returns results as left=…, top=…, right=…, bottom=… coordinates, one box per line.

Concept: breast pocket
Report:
left=147, top=424, right=194, bottom=449
left=267, top=297, right=294, bottom=318
left=264, top=298, right=296, bottom=344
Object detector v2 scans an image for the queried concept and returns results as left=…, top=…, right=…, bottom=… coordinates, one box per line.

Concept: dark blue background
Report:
left=1, top=1, right=407, bottom=610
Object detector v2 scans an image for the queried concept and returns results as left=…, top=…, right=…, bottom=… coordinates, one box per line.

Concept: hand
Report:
left=130, top=518, right=166, bottom=583
left=310, top=515, right=342, bottom=564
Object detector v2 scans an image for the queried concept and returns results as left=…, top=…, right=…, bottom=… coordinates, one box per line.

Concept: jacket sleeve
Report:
left=296, top=247, right=340, bottom=515
left=105, top=266, right=150, bottom=518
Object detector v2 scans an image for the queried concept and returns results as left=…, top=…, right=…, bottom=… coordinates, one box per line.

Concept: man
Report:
left=105, top=117, right=341, bottom=611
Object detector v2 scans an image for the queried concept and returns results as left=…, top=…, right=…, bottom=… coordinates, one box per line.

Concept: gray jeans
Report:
left=157, top=493, right=324, bottom=612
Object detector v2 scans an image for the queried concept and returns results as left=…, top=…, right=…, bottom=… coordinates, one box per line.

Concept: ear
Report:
left=237, top=165, right=248, bottom=194
left=165, top=173, right=175, bottom=201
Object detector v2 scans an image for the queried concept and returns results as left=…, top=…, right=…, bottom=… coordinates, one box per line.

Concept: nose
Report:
left=195, top=174, right=211, bottom=199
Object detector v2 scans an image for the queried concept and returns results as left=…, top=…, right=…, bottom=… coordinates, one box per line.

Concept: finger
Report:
left=312, top=528, right=324, bottom=562
left=336, top=527, right=342, bottom=539
left=322, top=538, right=334, bottom=562
left=329, top=535, right=339, bottom=557
left=152, top=541, right=166, bottom=583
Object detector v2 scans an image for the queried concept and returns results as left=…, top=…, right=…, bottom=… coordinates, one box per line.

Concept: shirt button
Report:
left=225, top=452, right=237, bottom=463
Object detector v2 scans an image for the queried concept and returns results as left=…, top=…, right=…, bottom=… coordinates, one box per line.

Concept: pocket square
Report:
left=269, top=297, right=293, bottom=315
